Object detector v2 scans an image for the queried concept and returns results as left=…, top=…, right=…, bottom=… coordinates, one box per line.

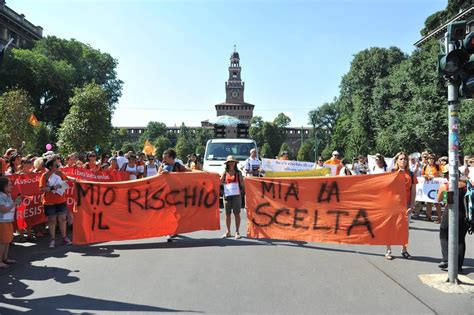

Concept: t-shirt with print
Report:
left=244, top=158, right=261, bottom=177
left=39, top=171, right=68, bottom=205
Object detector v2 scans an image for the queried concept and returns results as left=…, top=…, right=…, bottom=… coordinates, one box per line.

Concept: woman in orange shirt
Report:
left=385, top=151, right=417, bottom=260
left=83, top=152, right=99, bottom=171
left=422, top=154, right=442, bottom=223
left=39, top=158, right=72, bottom=248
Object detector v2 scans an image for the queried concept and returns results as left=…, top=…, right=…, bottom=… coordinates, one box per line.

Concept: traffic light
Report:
left=460, top=31, right=474, bottom=98
left=236, top=123, right=249, bottom=138
left=214, top=124, right=226, bottom=138
left=438, top=20, right=474, bottom=99
left=438, top=21, right=468, bottom=76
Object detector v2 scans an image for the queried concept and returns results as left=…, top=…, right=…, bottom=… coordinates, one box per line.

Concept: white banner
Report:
left=261, top=158, right=315, bottom=172
left=415, top=177, right=447, bottom=203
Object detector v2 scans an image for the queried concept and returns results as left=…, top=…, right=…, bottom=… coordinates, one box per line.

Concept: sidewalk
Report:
left=0, top=215, right=473, bottom=314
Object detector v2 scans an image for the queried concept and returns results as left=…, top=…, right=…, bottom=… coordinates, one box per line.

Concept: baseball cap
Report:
left=332, top=151, right=339, bottom=156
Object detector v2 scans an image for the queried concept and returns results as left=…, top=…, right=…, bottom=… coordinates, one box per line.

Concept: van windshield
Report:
left=205, top=143, right=255, bottom=161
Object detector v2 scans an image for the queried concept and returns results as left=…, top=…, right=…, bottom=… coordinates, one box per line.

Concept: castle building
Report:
left=0, top=0, right=43, bottom=49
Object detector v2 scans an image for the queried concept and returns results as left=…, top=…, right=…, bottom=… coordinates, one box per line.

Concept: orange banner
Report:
left=245, top=172, right=408, bottom=245
left=73, top=172, right=221, bottom=245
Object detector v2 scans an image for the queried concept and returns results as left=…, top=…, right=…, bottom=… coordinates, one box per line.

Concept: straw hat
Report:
left=224, top=155, right=238, bottom=164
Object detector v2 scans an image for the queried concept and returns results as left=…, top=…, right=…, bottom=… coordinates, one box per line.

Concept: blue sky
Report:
left=13, top=0, right=446, bottom=128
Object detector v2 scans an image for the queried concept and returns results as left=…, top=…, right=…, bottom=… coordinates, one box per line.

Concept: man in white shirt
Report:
left=244, top=148, right=263, bottom=177
left=116, top=150, right=128, bottom=170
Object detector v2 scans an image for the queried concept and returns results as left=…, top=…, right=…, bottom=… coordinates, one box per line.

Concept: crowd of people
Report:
left=0, top=146, right=472, bottom=273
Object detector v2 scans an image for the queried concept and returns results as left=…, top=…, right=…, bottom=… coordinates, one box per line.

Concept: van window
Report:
left=205, top=143, right=255, bottom=161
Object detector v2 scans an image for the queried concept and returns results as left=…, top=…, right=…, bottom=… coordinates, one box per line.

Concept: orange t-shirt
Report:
left=84, top=162, right=99, bottom=171
left=400, top=170, right=417, bottom=206
left=324, top=158, right=340, bottom=165
left=39, top=171, right=68, bottom=205
left=422, top=165, right=439, bottom=177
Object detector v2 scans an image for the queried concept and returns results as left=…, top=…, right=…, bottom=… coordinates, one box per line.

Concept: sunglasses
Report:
left=399, top=158, right=407, bottom=161
left=89, top=155, right=96, bottom=157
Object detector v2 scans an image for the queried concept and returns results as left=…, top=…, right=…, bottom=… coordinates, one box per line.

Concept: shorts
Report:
left=224, top=195, right=242, bottom=215
left=0, top=222, right=13, bottom=243
left=44, top=202, right=68, bottom=218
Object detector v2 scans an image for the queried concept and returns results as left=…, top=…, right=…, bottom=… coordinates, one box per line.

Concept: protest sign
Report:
left=415, top=177, right=447, bottom=203
left=73, top=172, right=221, bottom=245
left=261, top=158, right=315, bottom=172
left=265, top=168, right=330, bottom=177
left=9, top=168, right=130, bottom=229
left=245, top=172, right=408, bottom=245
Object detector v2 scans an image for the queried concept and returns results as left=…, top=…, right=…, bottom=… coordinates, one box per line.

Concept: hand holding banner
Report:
left=73, top=172, right=221, bottom=245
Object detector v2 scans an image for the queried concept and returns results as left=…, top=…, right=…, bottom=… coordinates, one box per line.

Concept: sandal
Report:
left=3, top=259, right=16, bottom=264
left=222, top=232, right=231, bottom=239
left=401, top=251, right=412, bottom=260
left=434, top=220, right=440, bottom=224
left=0, top=263, right=9, bottom=269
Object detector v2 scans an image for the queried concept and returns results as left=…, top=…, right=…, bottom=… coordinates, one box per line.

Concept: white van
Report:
left=203, top=138, right=258, bottom=175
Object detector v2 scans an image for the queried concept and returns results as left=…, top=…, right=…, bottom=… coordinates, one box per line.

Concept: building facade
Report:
left=214, top=48, right=254, bottom=124
left=0, top=0, right=43, bottom=49
left=414, top=6, right=474, bottom=48
left=121, top=48, right=310, bottom=153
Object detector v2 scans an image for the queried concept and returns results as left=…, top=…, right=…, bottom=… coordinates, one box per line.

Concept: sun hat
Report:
left=224, top=155, right=238, bottom=164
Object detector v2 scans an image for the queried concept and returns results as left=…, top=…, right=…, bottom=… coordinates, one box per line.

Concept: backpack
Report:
left=465, top=180, right=474, bottom=234
left=144, top=164, right=158, bottom=175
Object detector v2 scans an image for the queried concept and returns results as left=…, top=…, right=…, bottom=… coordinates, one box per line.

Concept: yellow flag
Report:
left=29, top=114, right=40, bottom=127
left=143, top=140, right=155, bottom=155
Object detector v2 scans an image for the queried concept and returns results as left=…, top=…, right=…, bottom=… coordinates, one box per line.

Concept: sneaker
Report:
left=235, top=232, right=241, bottom=240
left=401, top=250, right=412, bottom=260
left=438, top=261, right=448, bottom=269
left=48, top=240, right=55, bottom=248
left=385, top=250, right=393, bottom=260
left=63, top=237, right=72, bottom=245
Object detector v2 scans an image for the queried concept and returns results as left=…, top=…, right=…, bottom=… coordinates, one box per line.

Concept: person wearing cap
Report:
left=325, top=151, right=343, bottom=175
left=438, top=156, right=448, bottom=173
left=221, top=155, right=244, bottom=239
left=39, top=157, right=72, bottom=248
left=243, top=148, right=263, bottom=177
left=279, top=151, right=289, bottom=161
left=108, top=156, right=119, bottom=171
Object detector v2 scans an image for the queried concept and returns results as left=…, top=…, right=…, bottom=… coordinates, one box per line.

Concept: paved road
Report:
left=0, top=211, right=473, bottom=314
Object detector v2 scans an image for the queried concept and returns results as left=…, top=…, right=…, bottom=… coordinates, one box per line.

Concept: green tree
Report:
left=31, top=122, right=52, bottom=156
left=139, top=121, right=167, bottom=144
left=57, top=83, right=112, bottom=154
left=0, top=89, right=35, bottom=153
left=0, top=36, right=122, bottom=137
left=308, top=101, right=338, bottom=156
left=259, top=143, right=272, bottom=159
left=175, top=123, right=194, bottom=160
left=297, top=141, right=313, bottom=162
left=110, top=128, right=130, bottom=151
left=279, top=142, right=291, bottom=159
left=153, top=136, right=171, bottom=157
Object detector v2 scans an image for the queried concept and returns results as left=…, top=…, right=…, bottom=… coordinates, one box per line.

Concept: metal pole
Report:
left=314, top=131, right=318, bottom=162
left=446, top=34, right=460, bottom=284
